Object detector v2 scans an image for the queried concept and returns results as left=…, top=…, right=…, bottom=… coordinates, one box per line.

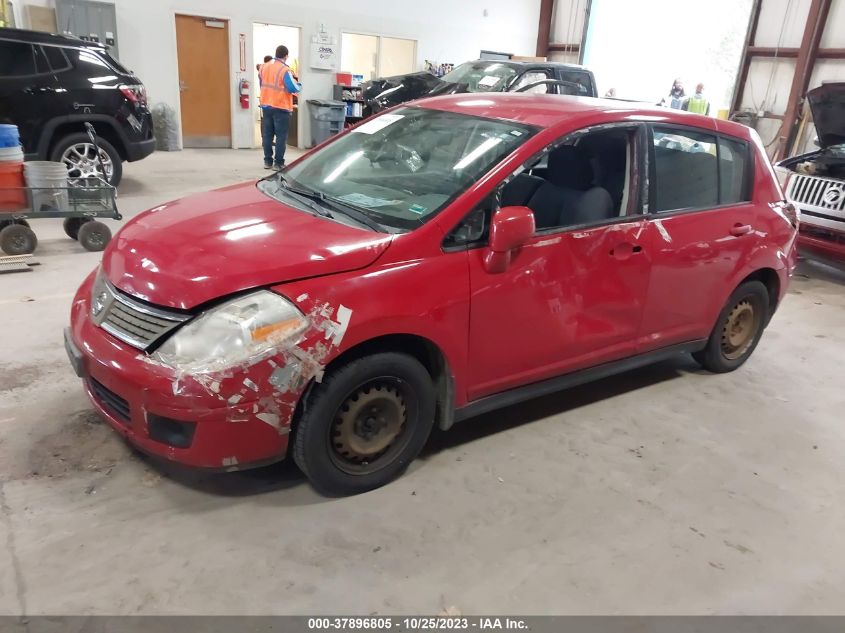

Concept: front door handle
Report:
left=610, top=243, right=643, bottom=260
left=730, top=223, right=753, bottom=236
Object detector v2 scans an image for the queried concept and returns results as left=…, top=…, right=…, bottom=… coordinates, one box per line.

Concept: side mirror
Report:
left=484, top=205, right=535, bottom=274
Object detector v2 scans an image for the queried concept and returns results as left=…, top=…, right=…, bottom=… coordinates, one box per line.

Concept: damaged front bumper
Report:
left=66, top=277, right=312, bottom=470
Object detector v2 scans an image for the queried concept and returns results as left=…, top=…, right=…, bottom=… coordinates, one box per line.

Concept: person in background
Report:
left=683, top=83, right=711, bottom=116
left=259, top=45, right=301, bottom=170
left=660, top=78, right=685, bottom=109
left=256, top=55, right=272, bottom=81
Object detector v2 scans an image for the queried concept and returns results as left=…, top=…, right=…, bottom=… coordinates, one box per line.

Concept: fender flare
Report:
left=36, top=114, right=128, bottom=160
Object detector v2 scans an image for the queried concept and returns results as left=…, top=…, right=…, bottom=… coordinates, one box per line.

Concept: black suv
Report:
left=0, top=28, right=154, bottom=185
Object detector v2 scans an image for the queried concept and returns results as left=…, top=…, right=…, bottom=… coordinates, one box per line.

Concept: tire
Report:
left=50, top=132, right=123, bottom=186
left=693, top=280, right=769, bottom=373
left=0, top=223, right=37, bottom=255
left=293, top=352, right=436, bottom=496
left=63, top=217, right=93, bottom=240
left=0, top=219, right=29, bottom=231
left=77, top=220, right=112, bottom=252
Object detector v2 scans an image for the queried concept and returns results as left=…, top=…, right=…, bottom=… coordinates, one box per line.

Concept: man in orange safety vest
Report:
left=259, top=45, right=301, bottom=170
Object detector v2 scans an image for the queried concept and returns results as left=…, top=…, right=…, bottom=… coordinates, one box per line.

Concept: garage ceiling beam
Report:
left=548, top=43, right=581, bottom=53
left=536, top=0, right=554, bottom=57
left=730, top=0, right=763, bottom=114
left=774, top=0, right=833, bottom=161
left=747, top=46, right=845, bottom=59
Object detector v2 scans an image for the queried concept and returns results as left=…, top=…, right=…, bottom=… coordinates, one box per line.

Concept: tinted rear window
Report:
left=0, top=41, right=37, bottom=76
left=718, top=137, right=751, bottom=204
left=42, top=45, right=72, bottom=72
left=69, top=47, right=131, bottom=75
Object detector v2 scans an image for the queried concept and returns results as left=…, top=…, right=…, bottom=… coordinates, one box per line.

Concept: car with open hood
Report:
left=777, top=82, right=845, bottom=261
left=66, top=94, right=797, bottom=495
left=362, top=59, right=598, bottom=114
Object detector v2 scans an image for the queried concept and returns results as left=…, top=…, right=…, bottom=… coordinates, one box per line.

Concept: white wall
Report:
left=107, top=0, right=541, bottom=149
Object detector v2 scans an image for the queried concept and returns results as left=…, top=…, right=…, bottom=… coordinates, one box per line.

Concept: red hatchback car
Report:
left=66, top=94, right=798, bottom=495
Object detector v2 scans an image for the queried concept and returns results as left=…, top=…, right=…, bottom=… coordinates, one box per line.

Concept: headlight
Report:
left=153, top=291, right=308, bottom=374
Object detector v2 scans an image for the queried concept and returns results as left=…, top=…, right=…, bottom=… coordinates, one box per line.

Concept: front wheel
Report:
left=292, top=352, right=436, bottom=496
left=0, top=223, right=37, bottom=255
left=77, top=220, right=112, bottom=252
left=693, top=280, right=769, bottom=373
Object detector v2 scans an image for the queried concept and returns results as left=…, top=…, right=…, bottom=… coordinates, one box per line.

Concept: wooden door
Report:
left=175, top=14, right=231, bottom=148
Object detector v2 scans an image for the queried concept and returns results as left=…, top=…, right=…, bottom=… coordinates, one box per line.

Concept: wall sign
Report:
left=310, top=41, right=337, bottom=70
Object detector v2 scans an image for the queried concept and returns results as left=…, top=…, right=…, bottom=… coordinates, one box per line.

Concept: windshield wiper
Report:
left=276, top=175, right=335, bottom=220
left=321, top=197, right=386, bottom=232
left=279, top=173, right=385, bottom=232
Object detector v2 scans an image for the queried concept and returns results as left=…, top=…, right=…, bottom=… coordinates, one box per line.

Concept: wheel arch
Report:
left=738, top=267, right=781, bottom=321
left=322, top=333, right=456, bottom=431
left=39, top=115, right=128, bottom=161
left=291, top=333, right=457, bottom=438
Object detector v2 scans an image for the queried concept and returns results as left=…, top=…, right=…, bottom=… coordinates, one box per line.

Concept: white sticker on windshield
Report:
left=478, top=75, right=501, bottom=88
left=339, top=193, right=400, bottom=208
left=352, top=114, right=404, bottom=135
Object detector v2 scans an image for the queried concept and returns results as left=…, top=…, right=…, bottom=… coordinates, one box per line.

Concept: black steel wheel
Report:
left=693, top=280, right=769, bottom=373
left=293, top=352, right=436, bottom=495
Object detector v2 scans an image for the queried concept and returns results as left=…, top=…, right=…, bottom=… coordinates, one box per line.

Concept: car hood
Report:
left=808, top=83, right=845, bottom=148
left=102, top=182, right=393, bottom=310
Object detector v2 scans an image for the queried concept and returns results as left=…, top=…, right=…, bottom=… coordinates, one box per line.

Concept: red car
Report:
left=66, top=94, right=798, bottom=495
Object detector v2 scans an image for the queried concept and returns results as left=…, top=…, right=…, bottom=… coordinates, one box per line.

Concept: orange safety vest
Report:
left=259, top=60, right=295, bottom=111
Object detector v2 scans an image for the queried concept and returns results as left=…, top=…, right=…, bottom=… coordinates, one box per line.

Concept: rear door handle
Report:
left=730, top=224, right=753, bottom=236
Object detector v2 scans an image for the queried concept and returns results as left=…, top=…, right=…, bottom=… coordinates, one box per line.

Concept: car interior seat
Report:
left=526, top=145, right=615, bottom=228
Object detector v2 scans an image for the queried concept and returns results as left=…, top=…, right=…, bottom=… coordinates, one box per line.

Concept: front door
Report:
left=175, top=14, right=231, bottom=148
left=465, top=124, right=651, bottom=401
left=639, top=127, right=760, bottom=348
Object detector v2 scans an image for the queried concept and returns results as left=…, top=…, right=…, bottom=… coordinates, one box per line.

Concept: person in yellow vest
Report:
left=259, top=45, right=301, bottom=170
left=683, top=83, right=711, bottom=116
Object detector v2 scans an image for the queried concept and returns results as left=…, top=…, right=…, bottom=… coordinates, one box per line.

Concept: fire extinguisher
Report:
left=239, top=78, right=250, bottom=109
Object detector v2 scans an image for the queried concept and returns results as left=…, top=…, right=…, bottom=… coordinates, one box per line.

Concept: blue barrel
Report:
left=0, top=124, right=21, bottom=148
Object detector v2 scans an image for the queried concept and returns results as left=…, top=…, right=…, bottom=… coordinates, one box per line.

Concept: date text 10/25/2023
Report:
left=307, top=617, right=528, bottom=630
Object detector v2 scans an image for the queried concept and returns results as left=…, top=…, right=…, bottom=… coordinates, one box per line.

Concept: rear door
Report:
left=638, top=126, right=758, bottom=348
left=0, top=39, right=58, bottom=158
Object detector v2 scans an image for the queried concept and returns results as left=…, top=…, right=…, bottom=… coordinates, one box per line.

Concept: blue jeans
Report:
left=261, top=107, right=291, bottom=167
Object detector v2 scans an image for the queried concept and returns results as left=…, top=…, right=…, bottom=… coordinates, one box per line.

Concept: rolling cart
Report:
left=0, top=124, right=121, bottom=256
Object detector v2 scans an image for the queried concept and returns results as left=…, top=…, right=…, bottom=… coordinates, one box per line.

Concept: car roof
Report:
left=0, top=26, right=104, bottom=50
left=415, top=93, right=752, bottom=139
left=467, top=59, right=589, bottom=71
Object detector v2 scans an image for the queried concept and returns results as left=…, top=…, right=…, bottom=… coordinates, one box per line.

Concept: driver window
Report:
left=512, top=71, right=551, bottom=94
left=500, top=126, right=639, bottom=232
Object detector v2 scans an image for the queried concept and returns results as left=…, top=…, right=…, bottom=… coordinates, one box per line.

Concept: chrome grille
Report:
left=94, top=280, right=189, bottom=350
left=786, top=174, right=845, bottom=230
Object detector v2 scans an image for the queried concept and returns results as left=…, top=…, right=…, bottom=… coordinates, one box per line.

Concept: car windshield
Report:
left=441, top=62, right=518, bottom=92
left=266, top=106, right=536, bottom=231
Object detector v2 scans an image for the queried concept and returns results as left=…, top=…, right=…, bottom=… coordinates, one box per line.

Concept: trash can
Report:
left=307, top=99, right=346, bottom=146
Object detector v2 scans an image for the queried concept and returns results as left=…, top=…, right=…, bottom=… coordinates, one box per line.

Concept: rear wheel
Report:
left=0, top=223, right=37, bottom=255
left=693, top=280, right=769, bottom=373
left=77, top=220, right=112, bottom=252
left=50, top=132, right=123, bottom=186
left=63, top=217, right=93, bottom=240
left=293, top=352, right=436, bottom=496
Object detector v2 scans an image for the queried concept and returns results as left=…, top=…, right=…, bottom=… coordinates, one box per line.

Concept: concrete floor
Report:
left=2, top=148, right=845, bottom=615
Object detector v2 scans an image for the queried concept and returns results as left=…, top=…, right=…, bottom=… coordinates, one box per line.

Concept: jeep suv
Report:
left=0, top=28, right=154, bottom=185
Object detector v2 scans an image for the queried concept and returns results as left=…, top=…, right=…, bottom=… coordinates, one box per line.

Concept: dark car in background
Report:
left=0, top=27, right=155, bottom=185
left=362, top=59, right=598, bottom=114
left=777, top=82, right=845, bottom=262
